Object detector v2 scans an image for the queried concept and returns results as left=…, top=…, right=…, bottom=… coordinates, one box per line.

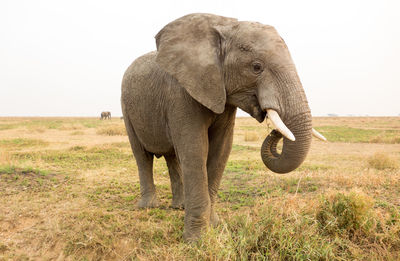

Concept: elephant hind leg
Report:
left=123, top=116, right=159, bottom=208
left=165, top=155, right=184, bottom=209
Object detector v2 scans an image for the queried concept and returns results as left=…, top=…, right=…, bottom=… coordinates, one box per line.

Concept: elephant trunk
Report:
left=258, top=67, right=313, bottom=174
left=261, top=110, right=312, bottom=174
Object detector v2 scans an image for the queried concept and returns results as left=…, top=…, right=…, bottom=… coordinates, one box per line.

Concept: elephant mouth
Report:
left=254, top=107, right=267, bottom=123
left=251, top=97, right=266, bottom=123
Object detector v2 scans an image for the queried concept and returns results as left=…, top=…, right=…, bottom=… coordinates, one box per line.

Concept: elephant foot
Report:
left=171, top=197, right=184, bottom=209
left=183, top=226, right=204, bottom=243
left=136, top=194, right=160, bottom=208
left=183, top=213, right=209, bottom=242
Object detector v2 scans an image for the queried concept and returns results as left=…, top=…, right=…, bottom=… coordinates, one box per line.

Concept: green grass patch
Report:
left=316, top=126, right=400, bottom=143
left=218, top=186, right=262, bottom=209
left=0, top=165, right=67, bottom=194
left=0, top=138, right=48, bottom=148
left=297, top=163, right=332, bottom=172
left=225, top=160, right=264, bottom=174
left=86, top=180, right=139, bottom=210
left=12, top=146, right=135, bottom=171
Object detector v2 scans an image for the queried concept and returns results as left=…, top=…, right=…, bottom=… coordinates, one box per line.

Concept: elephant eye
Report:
left=252, top=62, right=263, bottom=74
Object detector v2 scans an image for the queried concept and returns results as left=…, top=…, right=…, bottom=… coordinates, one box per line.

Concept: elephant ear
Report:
left=155, top=14, right=236, bottom=114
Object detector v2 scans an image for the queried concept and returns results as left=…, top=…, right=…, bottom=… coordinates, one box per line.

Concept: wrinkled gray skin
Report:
left=121, top=13, right=312, bottom=241
left=100, top=111, right=111, bottom=120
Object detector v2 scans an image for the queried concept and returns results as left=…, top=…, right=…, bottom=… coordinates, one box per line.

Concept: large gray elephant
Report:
left=121, top=13, right=325, bottom=241
left=100, top=111, right=111, bottom=120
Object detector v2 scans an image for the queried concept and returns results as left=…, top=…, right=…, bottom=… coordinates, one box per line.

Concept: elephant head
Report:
left=156, top=14, right=324, bottom=174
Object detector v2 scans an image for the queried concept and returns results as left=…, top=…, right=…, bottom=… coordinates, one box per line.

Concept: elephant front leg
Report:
left=181, top=164, right=211, bottom=242
left=207, top=107, right=236, bottom=226
left=173, top=130, right=211, bottom=242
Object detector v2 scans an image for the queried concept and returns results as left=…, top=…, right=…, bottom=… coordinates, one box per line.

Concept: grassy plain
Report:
left=0, top=116, right=399, bottom=260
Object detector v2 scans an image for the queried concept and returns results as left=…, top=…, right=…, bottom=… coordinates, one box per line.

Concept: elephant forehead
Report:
left=237, top=22, right=286, bottom=52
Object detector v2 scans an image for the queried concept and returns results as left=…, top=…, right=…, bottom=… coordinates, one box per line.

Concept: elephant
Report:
left=100, top=111, right=111, bottom=120
left=121, top=13, right=326, bottom=241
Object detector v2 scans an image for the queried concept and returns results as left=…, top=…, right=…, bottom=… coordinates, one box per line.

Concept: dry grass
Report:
left=244, top=131, right=259, bottom=141
left=367, top=152, right=399, bottom=170
left=70, top=130, right=85, bottom=136
left=0, top=116, right=400, bottom=260
left=96, top=125, right=127, bottom=136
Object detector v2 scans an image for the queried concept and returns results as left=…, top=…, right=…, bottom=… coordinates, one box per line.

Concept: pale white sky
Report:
left=1, top=0, right=399, bottom=117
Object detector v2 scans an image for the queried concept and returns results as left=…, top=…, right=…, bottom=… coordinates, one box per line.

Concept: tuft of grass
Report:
left=244, top=131, right=259, bottom=142
left=367, top=152, right=398, bottom=170
left=316, top=191, right=375, bottom=239
left=184, top=205, right=336, bottom=260
left=96, top=126, right=127, bottom=136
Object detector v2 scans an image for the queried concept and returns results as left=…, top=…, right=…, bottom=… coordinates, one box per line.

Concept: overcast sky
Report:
left=1, top=0, right=399, bottom=117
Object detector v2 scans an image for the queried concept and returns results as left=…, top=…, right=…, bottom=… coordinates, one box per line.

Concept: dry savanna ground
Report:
left=0, top=116, right=399, bottom=260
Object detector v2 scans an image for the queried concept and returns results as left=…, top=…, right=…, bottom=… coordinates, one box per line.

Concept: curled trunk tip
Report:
left=261, top=116, right=312, bottom=174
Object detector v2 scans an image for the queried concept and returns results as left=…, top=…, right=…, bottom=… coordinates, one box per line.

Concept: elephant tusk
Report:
left=266, top=109, right=295, bottom=141
left=312, top=128, right=327, bottom=141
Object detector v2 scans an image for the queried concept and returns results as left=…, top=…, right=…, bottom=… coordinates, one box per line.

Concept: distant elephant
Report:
left=121, top=13, right=325, bottom=241
left=100, top=111, right=111, bottom=120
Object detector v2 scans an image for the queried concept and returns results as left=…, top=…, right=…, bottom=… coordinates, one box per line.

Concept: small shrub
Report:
left=367, top=153, right=398, bottom=170
left=244, top=131, right=259, bottom=141
left=316, top=191, right=375, bottom=239
left=96, top=126, right=127, bottom=136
